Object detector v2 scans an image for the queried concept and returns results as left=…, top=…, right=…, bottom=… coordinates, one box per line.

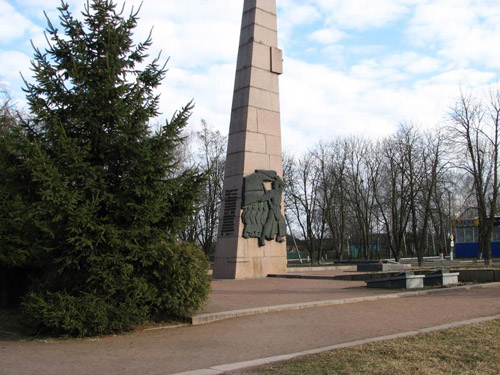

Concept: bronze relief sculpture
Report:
left=242, top=170, right=286, bottom=246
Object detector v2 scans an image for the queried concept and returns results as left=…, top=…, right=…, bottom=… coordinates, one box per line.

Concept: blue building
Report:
left=453, top=218, right=500, bottom=258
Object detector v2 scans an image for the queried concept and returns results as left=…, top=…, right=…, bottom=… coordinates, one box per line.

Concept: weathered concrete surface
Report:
left=1, top=284, right=500, bottom=375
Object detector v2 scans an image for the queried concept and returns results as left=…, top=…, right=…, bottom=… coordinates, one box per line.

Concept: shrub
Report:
left=21, top=291, right=145, bottom=337
left=147, top=242, right=211, bottom=319
left=21, top=242, right=210, bottom=337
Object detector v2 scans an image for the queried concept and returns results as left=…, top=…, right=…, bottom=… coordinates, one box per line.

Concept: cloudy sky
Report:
left=2, top=0, right=500, bottom=152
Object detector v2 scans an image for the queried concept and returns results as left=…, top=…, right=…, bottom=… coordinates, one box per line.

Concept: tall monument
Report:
left=213, top=0, right=287, bottom=279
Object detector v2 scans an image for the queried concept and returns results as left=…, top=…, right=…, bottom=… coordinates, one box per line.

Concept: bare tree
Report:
left=400, top=124, right=447, bottom=266
left=342, top=137, right=379, bottom=259
left=317, top=140, right=349, bottom=260
left=431, top=171, right=460, bottom=258
left=286, top=151, right=327, bottom=264
left=182, top=120, right=226, bottom=256
left=448, top=90, right=500, bottom=265
left=372, top=133, right=411, bottom=261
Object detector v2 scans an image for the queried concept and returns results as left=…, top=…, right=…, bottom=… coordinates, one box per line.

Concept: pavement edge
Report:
left=173, top=314, right=500, bottom=375
left=189, top=282, right=500, bottom=325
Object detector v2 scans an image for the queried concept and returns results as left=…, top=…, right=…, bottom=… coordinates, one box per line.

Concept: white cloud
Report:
left=278, top=55, right=499, bottom=152
left=3, top=0, right=500, bottom=155
left=348, top=45, right=387, bottom=56
left=359, top=52, right=442, bottom=77
left=115, top=0, right=243, bottom=129
left=408, top=0, right=477, bottom=46
left=407, top=0, right=500, bottom=69
left=313, top=0, right=419, bottom=30
left=277, top=1, right=323, bottom=49
left=423, top=68, right=496, bottom=87
left=0, top=50, right=31, bottom=82
left=4, top=0, right=242, bottom=126
left=0, top=50, right=32, bottom=107
left=156, top=62, right=236, bottom=134
left=280, top=58, right=397, bottom=152
left=13, top=0, right=85, bottom=20
left=13, top=0, right=60, bottom=9
left=279, top=2, right=321, bottom=25
left=124, top=0, right=240, bottom=70
left=0, top=0, right=41, bottom=44
left=406, top=56, right=441, bottom=75
left=350, top=58, right=410, bottom=83
left=308, top=28, right=346, bottom=45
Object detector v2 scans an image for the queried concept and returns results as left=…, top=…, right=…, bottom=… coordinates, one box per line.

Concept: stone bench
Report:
left=423, top=269, right=459, bottom=286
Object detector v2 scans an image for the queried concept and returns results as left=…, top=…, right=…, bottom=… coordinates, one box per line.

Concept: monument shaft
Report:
left=213, top=0, right=286, bottom=279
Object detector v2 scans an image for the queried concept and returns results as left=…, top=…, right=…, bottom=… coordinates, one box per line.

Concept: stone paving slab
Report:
left=200, top=275, right=399, bottom=314
left=191, top=282, right=500, bottom=325
left=2, top=285, right=500, bottom=375
left=200, top=266, right=480, bottom=315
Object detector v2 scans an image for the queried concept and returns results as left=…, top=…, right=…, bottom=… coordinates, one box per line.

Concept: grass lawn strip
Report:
left=235, top=320, right=500, bottom=375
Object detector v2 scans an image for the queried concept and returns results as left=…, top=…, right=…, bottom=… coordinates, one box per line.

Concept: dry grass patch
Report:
left=234, top=320, right=500, bottom=375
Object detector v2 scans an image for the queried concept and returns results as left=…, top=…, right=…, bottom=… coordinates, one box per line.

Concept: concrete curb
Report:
left=189, top=282, right=500, bottom=325
left=268, top=274, right=339, bottom=280
left=287, top=265, right=357, bottom=273
left=172, top=314, right=500, bottom=375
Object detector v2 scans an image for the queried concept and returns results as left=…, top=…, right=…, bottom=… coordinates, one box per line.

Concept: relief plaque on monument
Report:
left=242, top=170, right=286, bottom=246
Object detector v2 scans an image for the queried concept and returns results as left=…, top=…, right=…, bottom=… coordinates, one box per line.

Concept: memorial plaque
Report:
left=220, top=189, right=239, bottom=236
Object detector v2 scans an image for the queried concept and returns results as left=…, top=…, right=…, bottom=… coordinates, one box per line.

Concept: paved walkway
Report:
left=1, top=278, right=500, bottom=375
left=200, top=276, right=397, bottom=314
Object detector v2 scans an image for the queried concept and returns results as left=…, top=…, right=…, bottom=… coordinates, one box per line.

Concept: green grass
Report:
left=234, top=320, right=500, bottom=375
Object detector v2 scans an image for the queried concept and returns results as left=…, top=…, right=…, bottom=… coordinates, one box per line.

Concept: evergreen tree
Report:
left=15, top=0, right=210, bottom=336
left=0, top=91, right=37, bottom=307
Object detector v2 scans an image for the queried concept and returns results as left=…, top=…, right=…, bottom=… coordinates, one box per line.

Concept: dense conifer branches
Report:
left=0, top=1, right=210, bottom=335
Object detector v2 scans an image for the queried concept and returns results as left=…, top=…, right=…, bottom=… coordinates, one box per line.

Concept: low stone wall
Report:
left=456, top=269, right=500, bottom=283
left=334, top=268, right=500, bottom=283
left=366, top=273, right=425, bottom=289
left=334, top=272, right=400, bottom=281
left=287, top=265, right=357, bottom=273
left=357, top=263, right=410, bottom=272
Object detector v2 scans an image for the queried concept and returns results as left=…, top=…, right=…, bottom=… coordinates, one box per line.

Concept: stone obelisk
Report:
left=213, top=0, right=286, bottom=279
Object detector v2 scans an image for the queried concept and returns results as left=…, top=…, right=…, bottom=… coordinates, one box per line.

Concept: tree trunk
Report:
left=417, top=253, right=424, bottom=267
left=1, top=269, right=8, bottom=308
left=482, top=223, right=493, bottom=266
